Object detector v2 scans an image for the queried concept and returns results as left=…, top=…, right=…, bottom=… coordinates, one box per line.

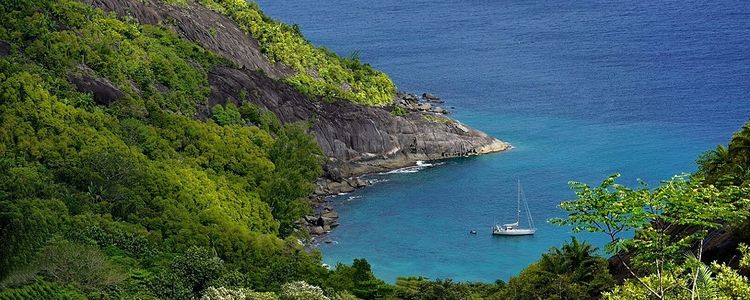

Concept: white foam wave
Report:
left=378, top=160, right=444, bottom=175
left=381, top=166, right=422, bottom=174
left=366, top=178, right=390, bottom=184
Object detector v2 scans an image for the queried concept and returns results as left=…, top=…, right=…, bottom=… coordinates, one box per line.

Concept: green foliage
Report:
left=149, top=271, right=195, bottom=300
left=697, top=120, right=750, bottom=187
left=261, top=124, right=324, bottom=236
left=551, top=173, right=750, bottom=299
left=389, top=277, right=499, bottom=300
left=421, top=114, right=451, bottom=124
left=201, top=286, right=279, bottom=300
left=497, top=238, right=614, bottom=300
left=213, top=102, right=244, bottom=126
left=0, top=280, right=86, bottom=300
left=34, top=238, right=128, bottom=291
left=602, top=261, right=750, bottom=300
left=238, top=102, right=282, bottom=133
left=391, top=106, right=408, bottom=117
left=0, top=198, right=69, bottom=279
left=193, top=0, right=396, bottom=105
left=324, top=259, right=390, bottom=299
left=712, top=263, right=750, bottom=300
left=171, top=246, right=226, bottom=295
left=279, top=281, right=329, bottom=300
left=0, top=0, right=223, bottom=115
left=551, top=174, right=749, bottom=259
left=0, top=1, right=326, bottom=298
left=698, top=121, right=750, bottom=243
left=332, top=290, right=360, bottom=300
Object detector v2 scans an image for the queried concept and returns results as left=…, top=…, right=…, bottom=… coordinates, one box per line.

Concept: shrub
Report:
left=279, top=281, right=329, bottom=300
left=171, top=246, right=226, bottom=295
left=391, top=106, right=408, bottom=117
left=201, top=286, right=278, bottom=300
left=212, top=103, right=243, bottom=126
left=0, top=280, right=86, bottom=300
left=35, top=239, right=127, bottom=291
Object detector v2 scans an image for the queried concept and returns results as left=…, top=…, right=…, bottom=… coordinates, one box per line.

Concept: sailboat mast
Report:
left=521, top=185, right=535, bottom=228
left=516, top=179, right=521, bottom=224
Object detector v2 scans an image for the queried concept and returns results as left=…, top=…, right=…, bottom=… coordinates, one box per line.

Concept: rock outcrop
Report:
left=83, top=0, right=293, bottom=79
left=205, top=65, right=508, bottom=178
left=84, top=0, right=510, bottom=180
left=298, top=207, right=340, bottom=236
left=68, top=65, right=126, bottom=105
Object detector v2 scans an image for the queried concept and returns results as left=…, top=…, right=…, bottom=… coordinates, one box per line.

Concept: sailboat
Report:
left=492, top=180, right=536, bottom=236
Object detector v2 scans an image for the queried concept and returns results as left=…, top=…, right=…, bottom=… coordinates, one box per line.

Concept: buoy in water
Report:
left=469, top=230, right=477, bottom=235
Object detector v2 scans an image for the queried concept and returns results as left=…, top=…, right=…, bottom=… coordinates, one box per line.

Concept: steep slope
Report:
left=83, top=0, right=510, bottom=180
left=0, top=0, right=509, bottom=297
left=0, top=0, right=332, bottom=297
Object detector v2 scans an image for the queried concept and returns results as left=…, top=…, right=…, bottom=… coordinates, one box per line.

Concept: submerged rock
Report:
left=422, top=92, right=440, bottom=100
left=310, top=226, right=325, bottom=235
left=321, top=217, right=336, bottom=225
left=350, top=177, right=367, bottom=188
left=433, top=107, right=449, bottom=114
left=416, top=103, right=433, bottom=111
left=326, top=181, right=355, bottom=193
left=321, top=210, right=339, bottom=219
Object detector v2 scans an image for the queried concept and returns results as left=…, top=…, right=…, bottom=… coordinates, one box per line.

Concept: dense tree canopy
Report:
left=698, top=121, right=750, bottom=187
left=0, top=0, right=328, bottom=298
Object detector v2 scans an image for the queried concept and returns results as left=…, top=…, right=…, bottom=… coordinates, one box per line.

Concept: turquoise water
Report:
left=255, top=0, right=750, bottom=282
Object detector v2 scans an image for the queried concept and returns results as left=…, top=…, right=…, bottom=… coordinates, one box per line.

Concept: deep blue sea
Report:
left=255, top=0, right=750, bottom=282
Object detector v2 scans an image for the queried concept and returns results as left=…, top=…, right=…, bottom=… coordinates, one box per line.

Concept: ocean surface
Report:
left=255, top=0, right=750, bottom=282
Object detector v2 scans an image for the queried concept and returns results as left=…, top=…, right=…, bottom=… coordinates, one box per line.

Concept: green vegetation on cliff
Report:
left=193, top=0, right=396, bottom=105
left=0, top=0, right=332, bottom=298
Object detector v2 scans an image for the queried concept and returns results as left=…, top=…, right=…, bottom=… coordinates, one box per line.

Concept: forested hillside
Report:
left=1, top=0, right=749, bottom=299
left=0, top=0, right=337, bottom=298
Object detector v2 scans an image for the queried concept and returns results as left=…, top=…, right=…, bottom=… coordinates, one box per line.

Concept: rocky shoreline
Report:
left=298, top=92, right=511, bottom=244
left=299, top=176, right=368, bottom=244
left=395, top=92, right=453, bottom=114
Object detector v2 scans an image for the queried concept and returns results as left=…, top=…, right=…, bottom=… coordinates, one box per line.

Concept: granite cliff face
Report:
left=206, top=66, right=508, bottom=179
left=82, top=0, right=509, bottom=180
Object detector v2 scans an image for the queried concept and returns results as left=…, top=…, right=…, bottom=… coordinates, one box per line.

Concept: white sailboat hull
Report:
left=492, top=227, right=536, bottom=236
